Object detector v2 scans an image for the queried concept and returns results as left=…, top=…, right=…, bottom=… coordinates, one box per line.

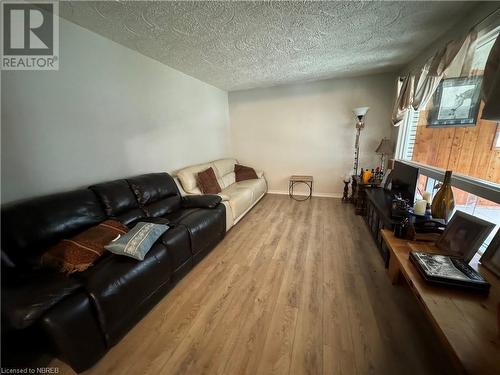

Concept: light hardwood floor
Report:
left=54, top=194, right=454, bottom=375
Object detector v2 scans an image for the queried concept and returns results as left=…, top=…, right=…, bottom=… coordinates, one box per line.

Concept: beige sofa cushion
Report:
left=213, top=158, right=237, bottom=178
left=176, top=162, right=213, bottom=194
left=177, top=159, right=266, bottom=226
left=220, top=178, right=267, bottom=220
left=220, top=172, right=236, bottom=189
left=234, top=179, right=267, bottom=204
left=220, top=184, right=254, bottom=220
left=177, top=158, right=238, bottom=194
left=212, top=159, right=238, bottom=189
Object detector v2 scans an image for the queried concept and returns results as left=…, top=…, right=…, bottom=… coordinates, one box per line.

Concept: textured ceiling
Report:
left=60, top=1, right=478, bottom=91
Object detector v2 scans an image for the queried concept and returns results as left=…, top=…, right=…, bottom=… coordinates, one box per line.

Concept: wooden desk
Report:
left=381, top=229, right=500, bottom=374
left=365, top=189, right=399, bottom=266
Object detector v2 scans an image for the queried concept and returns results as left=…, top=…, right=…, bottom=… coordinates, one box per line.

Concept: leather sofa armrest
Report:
left=40, top=291, right=107, bottom=372
left=127, top=217, right=170, bottom=228
left=181, top=195, right=222, bottom=209
left=217, top=193, right=230, bottom=202
left=2, top=269, right=82, bottom=330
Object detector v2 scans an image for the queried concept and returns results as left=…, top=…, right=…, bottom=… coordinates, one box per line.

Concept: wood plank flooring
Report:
left=53, top=194, right=454, bottom=375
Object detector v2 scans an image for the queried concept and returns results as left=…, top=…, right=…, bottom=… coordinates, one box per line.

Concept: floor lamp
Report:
left=352, top=106, right=370, bottom=176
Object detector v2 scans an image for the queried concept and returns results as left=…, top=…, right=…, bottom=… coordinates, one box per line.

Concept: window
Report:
left=397, top=27, right=500, bottom=186
left=395, top=24, right=500, bottom=257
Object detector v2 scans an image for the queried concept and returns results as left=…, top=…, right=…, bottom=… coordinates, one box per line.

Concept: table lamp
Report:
left=375, top=138, right=393, bottom=175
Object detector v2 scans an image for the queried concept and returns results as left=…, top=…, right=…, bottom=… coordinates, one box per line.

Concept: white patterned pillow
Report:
left=105, top=222, right=168, bottom=260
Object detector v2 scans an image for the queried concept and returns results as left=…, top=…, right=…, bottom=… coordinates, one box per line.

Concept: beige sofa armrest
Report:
left=217, top=193, right=230, bottom=202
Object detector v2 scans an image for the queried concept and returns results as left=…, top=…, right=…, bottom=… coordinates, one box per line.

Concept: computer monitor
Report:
left=391, top=161, right=419, bottom=203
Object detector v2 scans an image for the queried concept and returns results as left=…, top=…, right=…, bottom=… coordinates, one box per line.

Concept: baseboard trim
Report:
left=267, top=190, right=342, bottom=199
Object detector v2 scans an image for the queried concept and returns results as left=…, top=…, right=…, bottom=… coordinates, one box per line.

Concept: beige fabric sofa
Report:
left=175, top=159, right=267, bottom=231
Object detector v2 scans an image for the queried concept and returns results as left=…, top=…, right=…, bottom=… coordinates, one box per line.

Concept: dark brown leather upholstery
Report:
left=2, top=269, right=82, bottom=330
left=75, top=242, right=173, bottom=345
left=181, top=194, right=222, bottom=209
left=1, top=172, right=226, bottom=373
left=127, top=173, right=181, bottom=217
left=165, top=207, right=226, bottom=260
left=89, top=179, right=146, bottom=225
left=1, top=189, right=106, bottom=267
left=40, top=292, right=107, bottom=373
left=159, top=226, right=192, bottom=274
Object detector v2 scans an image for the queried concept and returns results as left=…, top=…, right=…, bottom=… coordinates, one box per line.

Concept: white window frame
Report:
left=394, top=104, right=500, bottom=205
left=397, top=160, right=500, bottom=204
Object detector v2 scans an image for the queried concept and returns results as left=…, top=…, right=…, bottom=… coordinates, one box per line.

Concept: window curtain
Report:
left=481, top=35, right=500, bottom=120
left=391, top=74, right=414, bottom=126
left=412, top=32, right=477, bottom=111
left=391, top=35, right=472, bottom=126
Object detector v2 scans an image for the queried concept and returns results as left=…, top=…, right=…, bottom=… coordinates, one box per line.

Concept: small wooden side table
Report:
left=288, top=175, right=313, bottom=201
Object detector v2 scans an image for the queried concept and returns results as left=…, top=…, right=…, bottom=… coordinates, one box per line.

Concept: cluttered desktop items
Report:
left=409, top=210, right=496, bottom=293
left=386, top=162, right=497, bottom=292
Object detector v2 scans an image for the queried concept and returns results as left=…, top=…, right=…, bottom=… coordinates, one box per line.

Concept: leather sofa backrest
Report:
left=212, top=158, right=238, bottom=189
left=89, top=179, right=146, bottom=225
left=1, top=189, right=106, bottom=267
left=176, top=158, right=238, bottom=193
left=176, top=162, right=213, bottom=194
left=127, top=173, right=181, bottom=217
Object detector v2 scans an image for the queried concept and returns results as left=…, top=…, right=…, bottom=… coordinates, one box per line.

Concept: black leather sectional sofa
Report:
left=1, top=172, right=226, bottom=372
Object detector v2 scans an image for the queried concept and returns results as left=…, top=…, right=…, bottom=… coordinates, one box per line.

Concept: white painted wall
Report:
left=1, top=18, right=230, bottom=203
left=228, top=73, right=396, bottom=196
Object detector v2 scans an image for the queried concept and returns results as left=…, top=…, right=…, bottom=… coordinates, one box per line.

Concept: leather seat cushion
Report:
left=169, top=206, right=226, bottom=256
left=75, top=243, right=173, bottom=343
left=2, top=270, right=82, bottom=330
left=159, top=226, right=192, bottom=273
left=163, top=208, right=199, bottom=224
left=233, top=179, right=267, bottom=203
left=220, top=184, right=254, bottom=220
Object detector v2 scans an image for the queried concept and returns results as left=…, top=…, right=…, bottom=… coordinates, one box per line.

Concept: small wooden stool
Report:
left=288, top=175, right=313, bottom=201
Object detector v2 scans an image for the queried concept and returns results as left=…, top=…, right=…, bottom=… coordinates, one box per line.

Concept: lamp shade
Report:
left=375, top=138, right=393, bottom=155
left=352, top=106, right=370, bottom=119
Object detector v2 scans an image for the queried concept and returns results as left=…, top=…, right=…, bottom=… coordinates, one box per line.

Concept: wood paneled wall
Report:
left=412, top=103, right=499, bottom=205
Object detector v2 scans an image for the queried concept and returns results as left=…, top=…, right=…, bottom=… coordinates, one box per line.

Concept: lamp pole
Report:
left=350, top=107, right=369, bottom=203
left=353, top=121, right=363, bottom=176
left=353, top=116, right=366, bottom=176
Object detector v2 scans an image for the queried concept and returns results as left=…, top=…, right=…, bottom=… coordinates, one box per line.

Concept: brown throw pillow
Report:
left=42, top=220, right=129, bottom=274
left=197, top=167, right=221, bottom=194
left=235, top=164, right=258, bottom=182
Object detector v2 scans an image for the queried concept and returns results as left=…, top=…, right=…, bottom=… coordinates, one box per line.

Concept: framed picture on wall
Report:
left=427, top=77, right=483, bottom=127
